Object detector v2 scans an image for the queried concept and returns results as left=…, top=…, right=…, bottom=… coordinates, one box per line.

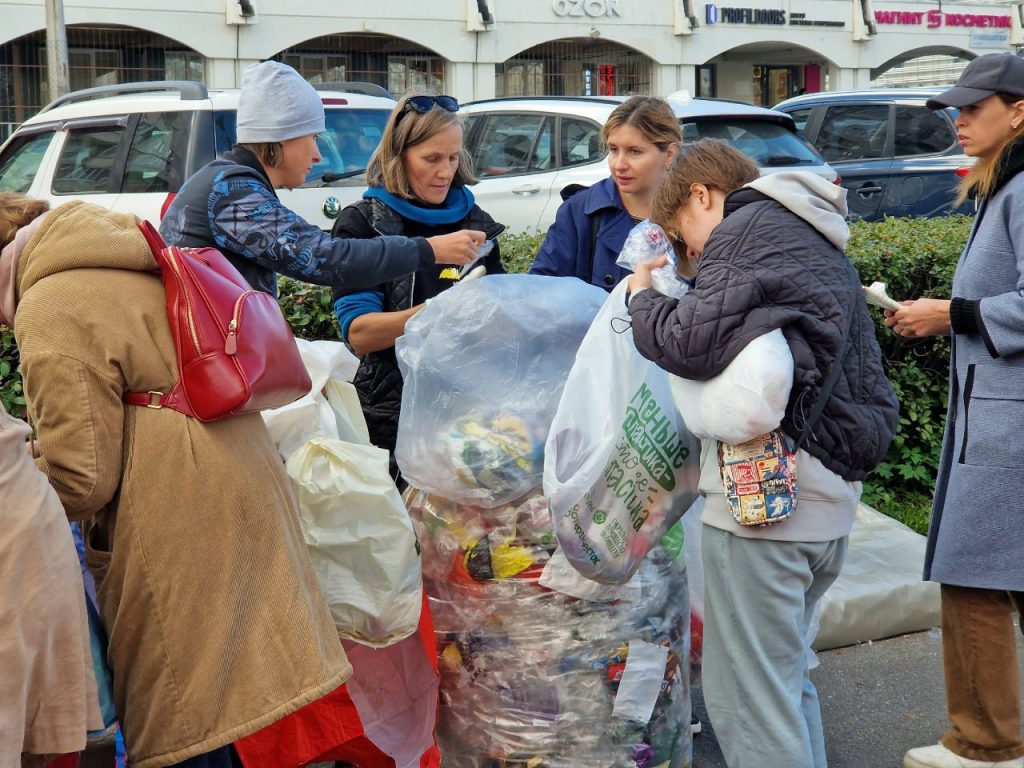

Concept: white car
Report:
left=460, top=95, right=838, bottom=233
left=0, top=80, right=396, bottom=231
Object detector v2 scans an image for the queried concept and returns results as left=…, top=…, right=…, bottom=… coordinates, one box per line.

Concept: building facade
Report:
left=2, top=0, right=1022, bottom=139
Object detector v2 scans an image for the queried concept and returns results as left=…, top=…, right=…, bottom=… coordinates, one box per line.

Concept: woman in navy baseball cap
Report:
left=891, top=51, right=1024, bottom=768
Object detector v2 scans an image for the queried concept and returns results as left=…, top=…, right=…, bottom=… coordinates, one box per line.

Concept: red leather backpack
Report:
left=124, top=220, right=312, bottom=421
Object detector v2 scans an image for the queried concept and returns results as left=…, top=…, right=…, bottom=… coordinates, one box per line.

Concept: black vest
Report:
left=334, top=198, right=504, bottom=466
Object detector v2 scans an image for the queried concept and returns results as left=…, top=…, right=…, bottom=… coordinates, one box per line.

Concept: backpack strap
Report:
left=795, top=268, right=861, bottom=451
left=137, top=219, right=167, bottom=259
left=124, top=391, right=168, bottom=408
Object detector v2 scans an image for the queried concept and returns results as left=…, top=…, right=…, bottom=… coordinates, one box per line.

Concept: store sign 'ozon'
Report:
left=552, top=0, right=622, bottom=17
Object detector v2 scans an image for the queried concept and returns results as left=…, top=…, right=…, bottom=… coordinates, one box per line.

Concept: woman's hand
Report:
left=426, top=230, right=487, bottom=265
left=884, top=298, right=952, bottom=338
left=627, top=256, right=668, bottom=295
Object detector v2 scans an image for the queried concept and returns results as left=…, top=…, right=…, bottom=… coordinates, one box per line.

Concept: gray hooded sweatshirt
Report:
left=629, top=171, right=899, bottom=542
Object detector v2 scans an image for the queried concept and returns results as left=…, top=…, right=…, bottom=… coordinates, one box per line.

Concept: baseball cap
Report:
left=926, top=53, right=1024, bottom=110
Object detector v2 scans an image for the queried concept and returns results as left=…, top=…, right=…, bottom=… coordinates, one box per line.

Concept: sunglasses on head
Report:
left=404, top=95, right=460, bottom=114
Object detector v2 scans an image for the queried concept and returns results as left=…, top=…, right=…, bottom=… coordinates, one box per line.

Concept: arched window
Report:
left=274, top=33, right=445, bottom=96
left=0, top=25, right=203, bottom=140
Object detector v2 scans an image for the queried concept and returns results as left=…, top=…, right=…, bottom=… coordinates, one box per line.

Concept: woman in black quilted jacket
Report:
left=331, top=93, right=505, bottom=483
left=627, top=138, right=898, bottom=768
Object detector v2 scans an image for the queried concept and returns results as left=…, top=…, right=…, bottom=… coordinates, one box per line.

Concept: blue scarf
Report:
left=363, top=185, right=475, bottom=225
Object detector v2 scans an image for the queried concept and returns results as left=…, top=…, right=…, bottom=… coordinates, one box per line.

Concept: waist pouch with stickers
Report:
left=716, top=269, right=860, bottom=527
left=718, top=430, right=797, bottom=527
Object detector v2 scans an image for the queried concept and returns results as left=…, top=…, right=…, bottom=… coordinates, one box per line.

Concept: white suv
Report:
left=460, top=95, right=838, bottom=233
left=0, top=80, right=396, bottom=230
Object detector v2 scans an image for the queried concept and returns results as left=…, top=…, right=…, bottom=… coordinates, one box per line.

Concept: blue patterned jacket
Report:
left=160, top=146, right=433, bottom=296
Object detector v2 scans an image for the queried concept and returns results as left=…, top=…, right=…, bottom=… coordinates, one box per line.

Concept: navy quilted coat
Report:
left=629, top=174, right=898, bottom=482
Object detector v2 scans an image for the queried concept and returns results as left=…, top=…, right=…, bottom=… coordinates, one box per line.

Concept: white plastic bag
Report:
left=811, top=504, right=941, bottom=650
left=544, top=279, right=701, bottom=585
left=668, top=329, right=794, bottom=445
left=287, top=437, right=423, bottom=648
left=395, top=274, right=606, bottom=508
left=262, top=338, right=360, bottom=460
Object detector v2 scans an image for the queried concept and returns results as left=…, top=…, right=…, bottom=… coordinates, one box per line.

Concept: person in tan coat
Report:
left=0, top=400, right=103, bottom=767
left=0, top=194, right=352, bottom=768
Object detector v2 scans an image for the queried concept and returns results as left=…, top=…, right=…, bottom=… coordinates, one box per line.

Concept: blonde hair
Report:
left=651, top=139, right=759, bottom=276
left=0, top=192, right=49, bottom=249
left=238, top=142, right=284, bottom=168
left=601, top=96, right=682, bottom=151
left=366, top=93, right=477, bottom=199
left=956, top=93, right=1024, bottom=204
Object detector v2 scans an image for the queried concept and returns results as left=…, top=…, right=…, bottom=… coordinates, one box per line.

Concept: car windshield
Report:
left=682, top=118, right=824, bottom=166
left=214, top=107, right=391, bottom=185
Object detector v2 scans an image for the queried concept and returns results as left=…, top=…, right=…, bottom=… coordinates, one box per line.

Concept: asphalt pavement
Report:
left=692, top=628, right=1024, bottom=768
left=84, top=628, right=1024, bottom=768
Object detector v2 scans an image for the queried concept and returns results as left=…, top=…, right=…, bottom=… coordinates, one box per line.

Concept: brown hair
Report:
left=600, top=96, right=682, bottom=151
left=366, top=93, right=477, bottom=199
left=0, top=192, right=50, bottom=249
left=956, top=93, right=1024, bottom=204
left=651, top=139, right=759, bottom=275
left=238, top=142, right=284, bottom=168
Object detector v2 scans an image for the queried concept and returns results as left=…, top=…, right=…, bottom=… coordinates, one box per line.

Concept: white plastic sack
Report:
left=545, top=279, right=701, bottom=585
left=395, top=274, right=606, bottom=508
left=262, top=338, right=360, bottom=460
left=668, top=329, right=794, bottom=445
left=811, top=504, right=941, bottom=650
left=287, top=437, right=423, bottom=648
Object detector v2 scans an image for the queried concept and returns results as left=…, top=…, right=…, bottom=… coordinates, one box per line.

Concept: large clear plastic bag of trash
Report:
left=615, top=220, right=691, bottom=299
left=667, top=329, right=794, bottom=445
left=407, top=488, right=693, bottom=768
left=544, top=279, right=701, bottom=585
left=395, top=274, right=606, bottom=508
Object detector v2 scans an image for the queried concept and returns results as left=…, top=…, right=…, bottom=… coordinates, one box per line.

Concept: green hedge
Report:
left=848, top=216, right=968, bottom=532
left=0, top=218, right=972, bottom=533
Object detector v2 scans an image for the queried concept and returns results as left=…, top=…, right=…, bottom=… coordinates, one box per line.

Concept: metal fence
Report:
left=0, top=25, right=204, bottom=138
left=275, top=33, right=445, bottom=97
left=496, top=38, right=652, bottom=97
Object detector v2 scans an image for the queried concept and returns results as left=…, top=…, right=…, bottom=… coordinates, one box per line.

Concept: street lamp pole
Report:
left=44, top=0, right=70, bottom=102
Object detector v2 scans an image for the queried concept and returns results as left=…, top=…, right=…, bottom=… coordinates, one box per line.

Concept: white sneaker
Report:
left=903, top=743, right=1024, bottom=768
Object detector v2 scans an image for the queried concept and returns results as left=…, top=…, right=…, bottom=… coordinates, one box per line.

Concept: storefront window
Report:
left=388, top=57, right=444, bottom=95
left=752, top=65, right=798, bottom=107
left=499, top=60, right=545, bottom=97
left=282, top=53, right=347, bottom=84
left=696, top=65, right=716, bottom=98
left=165, top=51, right=205, bottom=82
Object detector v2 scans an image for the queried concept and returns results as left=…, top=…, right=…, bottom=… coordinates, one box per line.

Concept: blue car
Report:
left=774, top=88, right=974, bottom=222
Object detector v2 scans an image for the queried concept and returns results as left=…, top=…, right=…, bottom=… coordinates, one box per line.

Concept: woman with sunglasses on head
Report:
left=332, top=93, right=505, bottom=483
left=886, top=53, right=1024, bottom=768
left=161, top=62, right=485, bottom=297
left=529, top=96, right=680, bottom=291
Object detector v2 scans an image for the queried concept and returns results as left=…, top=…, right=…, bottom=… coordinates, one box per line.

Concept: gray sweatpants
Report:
left=701, top=525, right=848, bottom=768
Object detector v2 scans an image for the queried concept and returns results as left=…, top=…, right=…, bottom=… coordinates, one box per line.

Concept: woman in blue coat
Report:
left=888, top=53, right=1024, bottom=768
left=528, top=96, right=680, bottom=290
